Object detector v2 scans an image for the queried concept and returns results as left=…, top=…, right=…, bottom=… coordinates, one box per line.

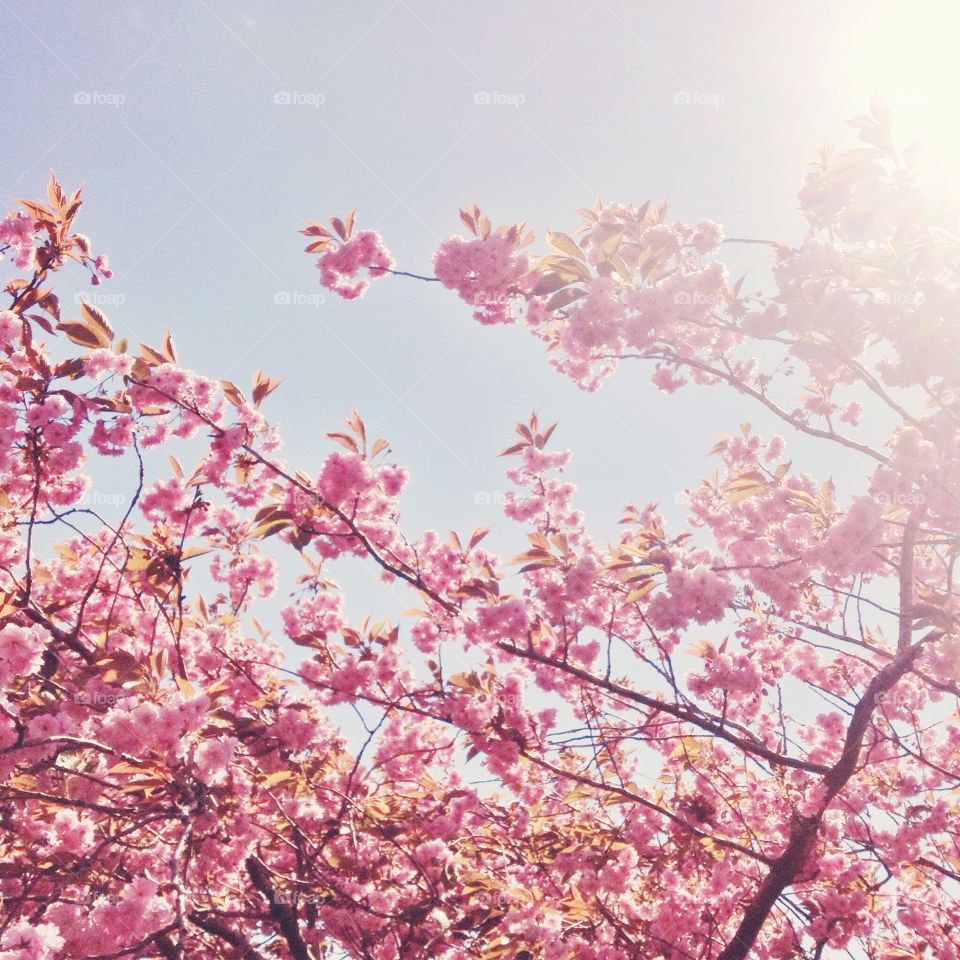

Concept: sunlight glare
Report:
left=850, top=1, right=960, bottom=194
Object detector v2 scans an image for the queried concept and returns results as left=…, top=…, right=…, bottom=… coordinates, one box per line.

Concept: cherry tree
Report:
left=1, top=100, right=959, bottom=960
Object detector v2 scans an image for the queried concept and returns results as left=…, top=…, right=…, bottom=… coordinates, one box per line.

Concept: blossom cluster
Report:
left=433, top=232, right=530, bottom=324
left=0, top=212, right=35, bottom=269
left=317, top=229, right=394, bottom=299
left=2, top=118, right=960, bottom=960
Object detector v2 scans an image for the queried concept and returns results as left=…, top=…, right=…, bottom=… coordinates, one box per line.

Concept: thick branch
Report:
left=715, top=528, right=921, bottom=960
left=188, top=911, right=266, bottom=960
left=245, top=857, right=312, bottom=960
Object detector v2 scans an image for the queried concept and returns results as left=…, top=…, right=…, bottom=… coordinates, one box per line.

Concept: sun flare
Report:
left=850, top=1, right=960, bottom=193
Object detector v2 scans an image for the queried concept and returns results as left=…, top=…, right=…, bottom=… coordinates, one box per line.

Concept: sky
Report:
left=1, top=0, right=955, bottom=627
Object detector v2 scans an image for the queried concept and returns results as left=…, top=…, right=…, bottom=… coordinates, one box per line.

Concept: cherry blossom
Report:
left=2, top=103, right=960, bottom=960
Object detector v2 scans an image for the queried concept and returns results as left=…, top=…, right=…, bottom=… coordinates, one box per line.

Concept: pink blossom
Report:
left=83, top=348, right=132, bottom=380
left=94, top=253, right=112, bottom=278
left=48, top=808, right=95, bottom=854
left=194, top=736, right=238, bottom=785
left=0, top=213, right=36, bottom=271
left=0, top=921, right=64, bottom=960
left=317, top=230, right=393, bottom=299
left=318, top=451, right=373, bottom=507
left=139, top=476, right=191, bottom=521
left=0, top=310, right=20, bottom=345
left=0, top=624, right=46, bottom=688
left=433, top=233, right=529, bottom=324
left=689, top=219, right=724, bottom=254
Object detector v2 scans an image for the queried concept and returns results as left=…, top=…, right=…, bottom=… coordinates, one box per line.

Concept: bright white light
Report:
left=850, top=0, right=960, bottom=193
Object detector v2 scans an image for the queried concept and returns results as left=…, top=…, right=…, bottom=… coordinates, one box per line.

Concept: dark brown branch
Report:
left=245, top=857, right=312, bottom=960
left=153, top=932, right=179, bottom=960
left=188, top=911, right=266, bottom=960
left=518, top=747, right=773, bottom=866
left=498, top=641, right=830, bottom=775
left=715, top=527, right=922, bottom=960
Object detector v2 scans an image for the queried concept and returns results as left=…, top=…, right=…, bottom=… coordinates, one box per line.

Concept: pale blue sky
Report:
left=0, top=0, right=941, bottom=622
